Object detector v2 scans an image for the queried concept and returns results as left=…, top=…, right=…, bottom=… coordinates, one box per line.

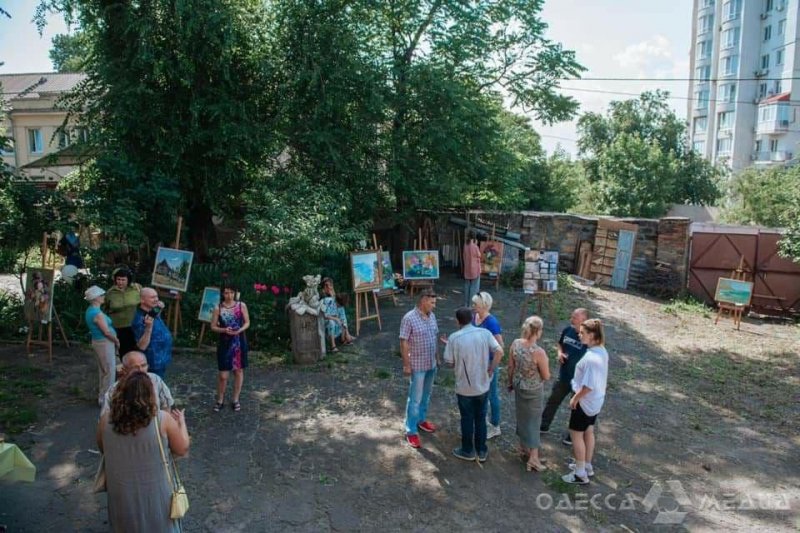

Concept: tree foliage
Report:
left=49, top=31, right=90, bottom=72
left=577, top=90, right=722, bottom=218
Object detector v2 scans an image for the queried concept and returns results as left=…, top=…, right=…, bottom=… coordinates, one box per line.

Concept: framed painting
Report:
left=480, top=241, right=504, bottom=274
left=152, top=247, right=194, bottom=292
left=197, top=287, right=221, bottom=322
left=351, top=250, right=382, bottom=292
left=402, top=250, right=440, bottom=280
left=714, top=278, right=754, bottom=307
left=24, top=268, right=55, bottom=323
left=381, top=251, right=396, bottom=290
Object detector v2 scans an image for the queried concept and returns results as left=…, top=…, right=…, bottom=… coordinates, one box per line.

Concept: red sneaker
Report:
left=406, top=434, right=421, bottom=448
left=417, top=421, right=437, bottom=433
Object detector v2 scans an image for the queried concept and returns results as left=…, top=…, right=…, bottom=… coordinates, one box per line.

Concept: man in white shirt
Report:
left=443, top=308, right=503, bottom=463
left=101, top=351, right=175, bottom=415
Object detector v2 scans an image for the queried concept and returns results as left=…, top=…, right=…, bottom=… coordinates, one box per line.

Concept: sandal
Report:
left=232, top=401, right=241, bottom=412
left=330, top=347, right=339, bottom=353
left=526, top=460, right=548, bottom=472
left=213, top=401, right=224, bottom=412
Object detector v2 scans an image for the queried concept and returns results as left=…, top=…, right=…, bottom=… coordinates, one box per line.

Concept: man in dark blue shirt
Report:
left=131, top=287, right=173, bottom=379
left=540, top=308, right=588, bottom=442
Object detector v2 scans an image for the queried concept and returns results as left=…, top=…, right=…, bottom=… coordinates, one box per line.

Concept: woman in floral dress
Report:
left=211, top=284, right=250, bottom=412
left=320, top=277, right=355, bottom=352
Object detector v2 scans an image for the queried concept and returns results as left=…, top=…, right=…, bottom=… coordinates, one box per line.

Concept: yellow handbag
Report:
left=155, top=415, right=189, bottom=519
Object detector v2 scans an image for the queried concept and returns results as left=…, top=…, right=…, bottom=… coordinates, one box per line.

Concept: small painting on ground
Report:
left=480, top=241, right=504, bottom=274
left=198, top=287, right=221, bottom=322
left=351, top=250, right=382, bottom=291
left=381, top=252, right=396, bottom=290
left=24, top=268, right=55, bottom=323
left=714, top=277, right=754, bottom=306
left=152, top=247, right=194, bottom=292
left=403, top=250, right=440, bottom=280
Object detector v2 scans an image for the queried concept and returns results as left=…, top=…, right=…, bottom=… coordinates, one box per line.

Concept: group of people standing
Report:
left=399, top=286, right=609, bottom=485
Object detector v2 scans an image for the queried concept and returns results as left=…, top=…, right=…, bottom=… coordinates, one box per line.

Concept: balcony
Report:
left=756, top=119, right=790, bottom=135
left=751, top=151, right=793, bottom=163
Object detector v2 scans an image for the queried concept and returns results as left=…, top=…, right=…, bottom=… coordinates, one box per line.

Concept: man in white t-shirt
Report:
left=562, top=319, right=609, bottom=484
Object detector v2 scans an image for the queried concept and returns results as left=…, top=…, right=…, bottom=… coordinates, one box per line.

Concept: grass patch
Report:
left=0, top=364, right=49, bottom=434
left=541, top=469, right=579, bottom=495
left=435, top=371, right=456, bottom=389
left=270, top=393, right=286, bottom=405
left=374, top=368, right=391, bottom=380
left=662, top=295, right=712, bottom=318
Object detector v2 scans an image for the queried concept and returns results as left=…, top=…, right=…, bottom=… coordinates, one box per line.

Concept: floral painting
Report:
left=351, top=250, right=381, bottom=291
left=402, top=250, right=440, bottom=280
left=24, top=268, right=54, bottom=323
left=480, top=241, right=504, bottom=274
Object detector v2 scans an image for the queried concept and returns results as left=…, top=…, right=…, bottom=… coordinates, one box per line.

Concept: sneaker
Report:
left=417, top=421, right=437, bottom=433
left=568, top=462, right=595, bottom=477
left=405, top=434, right=421, bottom=449
left=487, top=424, right=501, bottom=440
left=561, top=434, right=572, bottom=446
left=452, top=447, right=476, bottom=461
left=561, top=472, right=590, bottom=485
left=478, top=449, right=488, bottom=463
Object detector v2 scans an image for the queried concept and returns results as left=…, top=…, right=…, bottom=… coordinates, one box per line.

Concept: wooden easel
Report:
left=373, top=235, right=398, bottom=306
left=164, top=216, right=184, bottom=338
left=25, top=233, right=70, bottom=362
left=714, top=256, right=750, bottom=330
left=354, top=290, right=382, bottom=335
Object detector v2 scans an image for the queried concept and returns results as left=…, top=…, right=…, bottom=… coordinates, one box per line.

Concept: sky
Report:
left=0, top=0, right=694, bottom=156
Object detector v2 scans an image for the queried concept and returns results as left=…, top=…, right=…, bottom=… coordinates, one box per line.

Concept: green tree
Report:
left=577, top=91, right=721, bottom=217
left=49, top=31, right=90, bottom=72
left=723, top=165, right=800, bottom=227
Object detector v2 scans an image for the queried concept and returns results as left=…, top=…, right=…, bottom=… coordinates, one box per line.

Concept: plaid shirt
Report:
left=399, top=307, right=438, bottom=371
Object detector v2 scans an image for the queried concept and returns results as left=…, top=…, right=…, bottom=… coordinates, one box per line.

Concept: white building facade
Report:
left=687, top=0, right=800, bottom=171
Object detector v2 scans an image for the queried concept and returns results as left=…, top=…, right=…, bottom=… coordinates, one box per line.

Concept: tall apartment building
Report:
left=687, top=0, right=799, bottom=172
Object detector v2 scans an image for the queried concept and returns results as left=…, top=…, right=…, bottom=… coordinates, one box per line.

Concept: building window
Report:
left=57, top=130, right=71, bottom=149
left=718, top=83, right=737, bottom=103
left=723, top=0, right=741, bottom=20
left=696, top=65, right=711, bottom=80
left=755, top=139, right=763, bottom=153
left=699, top=14, right=714, bottom=32
left=717, top=138, right=732, bottom=154
left=694, top=116, right=708, bottom=134
left=765, top=0, right=774, bottom=11
left=696, top=40, right=712, bottom=59
left=722, top=27, right=740, bottom=49
left=702, top=0, right=715, bottom=6
left=718, top=111, right=735, bottom=129
left=695, top=88, right=710, bottom=108
left=760, top=105, right=776, bottom=122
left=764, top=25, right=772, bottom=41
left=759, top=83, right=768, bottom=98
left=776, top=49, right=784, bottom=66
left=761, top=54, right=770, bottom=69
left=778, top=19, right=786, bottom=35
left=722, top=55, right=739, bottom=76
left=28, top=129, right=43, bottom=154
left=693, top=141, right=706, bottom=153
left=769, top=139, right=779, bottom=152
left=774, top=80, right=782, bottom=94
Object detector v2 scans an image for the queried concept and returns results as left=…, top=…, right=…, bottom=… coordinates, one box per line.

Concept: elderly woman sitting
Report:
left=320, top=277, right=355, bottom=352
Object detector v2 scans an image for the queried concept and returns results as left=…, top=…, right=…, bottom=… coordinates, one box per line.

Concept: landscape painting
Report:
left=714, top=278, right=754, bottom=307
left=480, top=241, right=504, bottom=274
left=152, top=247, right=194, bottom=292
left=351, top=250, right=381, bottom=291
left=403, top=250, right=440, bottom=280
left=381, top=251, right=396, bottom=290
left=197, top=287, right=221, bottom=322
left=24, top=268, right=55, bottom=323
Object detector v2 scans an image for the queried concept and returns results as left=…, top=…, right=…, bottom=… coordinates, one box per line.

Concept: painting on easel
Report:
left=197, top=287, right=221, bottom=322
left=714, top=278, right=754, bottom=306
left=480, top=241, right=504, bottom=274
left=24, top=268, right=55, bottom=323
left=152, top=247, right=194, bottom=292
left=402, top=250, right=440, bottom=280
left=381, top=252, right=396, bottom=290
left=351, top=250, right=382, bottom=291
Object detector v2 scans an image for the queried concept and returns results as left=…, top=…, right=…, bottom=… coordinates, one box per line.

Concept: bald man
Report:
left=130, top=287, right=173, bottom=379
left=101, top=351, right=174, bottom=415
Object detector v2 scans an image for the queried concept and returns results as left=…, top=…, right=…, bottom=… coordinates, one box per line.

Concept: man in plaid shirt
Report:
left=400, top=289, right=440, bottom=449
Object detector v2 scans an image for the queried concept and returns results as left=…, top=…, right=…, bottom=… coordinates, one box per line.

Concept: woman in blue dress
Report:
left=211, top=284, right=250, bottom=412
left=320, top=277, right=355, bottom=352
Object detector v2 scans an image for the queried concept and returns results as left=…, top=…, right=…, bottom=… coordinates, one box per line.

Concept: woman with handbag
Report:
left=210, top=283, right=250, bottom=412
left=97, top=371, right=190, bottom=532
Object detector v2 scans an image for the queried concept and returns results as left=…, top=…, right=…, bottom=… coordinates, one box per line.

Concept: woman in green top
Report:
left=104, top=266, right=141, bottom=356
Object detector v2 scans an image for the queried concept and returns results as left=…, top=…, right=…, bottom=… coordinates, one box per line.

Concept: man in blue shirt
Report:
left=131, top=287, right=173, bottom=379
left=540, top=308, right=588, bottom=443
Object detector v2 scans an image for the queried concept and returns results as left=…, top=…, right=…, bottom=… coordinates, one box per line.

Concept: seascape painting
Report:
left=402, top=250, right=440, bottom=280
left=152, top=247, right=194, bottom=292
left=351, top=250, right=381, bottom=291
left=381, top=251, right=396, bottom=290
left=197, top=287, right=221, bottom=322
left=714, top=278, right=753, bottom=306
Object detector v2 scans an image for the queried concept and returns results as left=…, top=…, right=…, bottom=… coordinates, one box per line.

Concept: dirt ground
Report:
left=1, top=273, right=798, bottom=532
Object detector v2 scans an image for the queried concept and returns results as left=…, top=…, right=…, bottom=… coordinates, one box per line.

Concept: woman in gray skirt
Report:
left=507, top=315, right=551, bottom=472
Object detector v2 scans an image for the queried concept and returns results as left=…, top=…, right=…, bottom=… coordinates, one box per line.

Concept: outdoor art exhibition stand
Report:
left=714, top=256, right=752, bottom=331
left=26, top=233, right=70, bottom=363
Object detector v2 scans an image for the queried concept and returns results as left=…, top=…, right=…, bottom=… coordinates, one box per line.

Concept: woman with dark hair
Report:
left=210, top=283, right=250, bottom=412
left=97, top=371, right=190, bottom=532
left=320, top=277, right=355, bottom=352
left=105, top=266, right=142, bottom=355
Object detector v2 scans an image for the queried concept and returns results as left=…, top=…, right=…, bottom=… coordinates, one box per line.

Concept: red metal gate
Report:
left=688, top=226, right=800, bottom=315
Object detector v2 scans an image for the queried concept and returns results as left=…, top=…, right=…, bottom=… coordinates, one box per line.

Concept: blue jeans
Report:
left=457, top=392, right=489, bottom=455
left=488, top=370, right=501, bottom=426
left=405, top=368, right=437, bottom=435
left=464, top=278, right=480, bottom=307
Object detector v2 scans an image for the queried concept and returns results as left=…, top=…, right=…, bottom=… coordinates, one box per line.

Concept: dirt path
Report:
left=1, top=274, right=798, bottom=531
